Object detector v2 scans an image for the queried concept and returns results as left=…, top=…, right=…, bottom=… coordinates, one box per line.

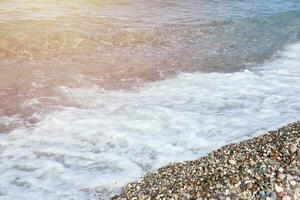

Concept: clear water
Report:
left=0, top=0, right=300, bottom=199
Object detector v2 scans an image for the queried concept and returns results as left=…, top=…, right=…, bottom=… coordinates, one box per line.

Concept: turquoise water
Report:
left=101, top=0, right=300, bottom=71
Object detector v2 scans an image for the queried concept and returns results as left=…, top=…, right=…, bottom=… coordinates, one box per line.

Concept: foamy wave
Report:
left=1, top=42, right=300, bottom=199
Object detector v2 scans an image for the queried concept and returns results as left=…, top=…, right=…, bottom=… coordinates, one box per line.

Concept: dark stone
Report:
left=268, top=191, right=277, bottom=200
left=240, top=181, right=247, bottom=191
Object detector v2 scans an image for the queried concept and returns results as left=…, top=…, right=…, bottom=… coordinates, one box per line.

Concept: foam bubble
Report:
left=1, top=42, right=300, bottom=199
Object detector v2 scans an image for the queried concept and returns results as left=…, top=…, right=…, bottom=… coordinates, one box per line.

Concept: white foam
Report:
left=1, top=42, right=300, bottom=199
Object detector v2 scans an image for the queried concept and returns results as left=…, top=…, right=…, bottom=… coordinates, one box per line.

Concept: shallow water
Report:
left=1, top=0, right=300, bottom=131
left=0, top=0, right=300, bottom=199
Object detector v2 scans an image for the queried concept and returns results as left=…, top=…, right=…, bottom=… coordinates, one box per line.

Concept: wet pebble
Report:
left=113, top=122, right=300, bottom=200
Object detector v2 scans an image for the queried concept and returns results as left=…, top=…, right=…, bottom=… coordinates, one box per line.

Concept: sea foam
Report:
left=0, top=42, right=300, bottom=199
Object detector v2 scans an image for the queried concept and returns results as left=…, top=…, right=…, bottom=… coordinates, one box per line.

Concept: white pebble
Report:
left=282, top=195, right=291, bottom=200
left=228, top=160, right=236, bottom=165
left=277, top=173, right=285, bottom=180
left=290, top=180, right=296, bottom=186
left=275, top=184, right=283, bottom=192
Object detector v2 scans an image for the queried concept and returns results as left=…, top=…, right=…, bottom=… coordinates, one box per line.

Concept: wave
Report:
left=0, top=41, right=300, bottom=199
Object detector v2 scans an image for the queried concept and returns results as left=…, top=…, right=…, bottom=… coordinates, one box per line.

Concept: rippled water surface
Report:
left=0, top=0, right=300, bottom=199
left=1, top=0, right=300, bottom=131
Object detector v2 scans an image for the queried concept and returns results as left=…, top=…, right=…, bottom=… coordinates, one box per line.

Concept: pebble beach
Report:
left=114, top=122, right=300, bottom=200
left=1, top=1, right=300, bottom=199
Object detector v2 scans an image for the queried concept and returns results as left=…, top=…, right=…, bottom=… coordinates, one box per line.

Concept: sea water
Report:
left=0, top=0, right=300, bottom=199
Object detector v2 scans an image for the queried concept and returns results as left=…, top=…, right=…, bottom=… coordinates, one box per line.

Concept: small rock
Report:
left=228, top=159, right=236, bottom=165
left=224, top=189, right=230, bottom=195
left=277, top=191, right=286, bottom=198
left=278, top=168, right=284, bottom=173
left=277, top=173, right=285, bottom=181
left=289, top=144, right=297, bottom=154
left=274, top=184, right=283, bottom=193
left=258, top=190, right=266, bottom=197
left=246, top=182, right=253, bottom=190
left=268, top=191, right=277, bottom=200
left=240, top=181, right=247, bottom=191
left=250, top=160, right=256, bottom=166
left=282, top=195, right=291, bottom=200
left=217, top=194, right=226, bottom=200
left=290, top=180, right=297, bottom=189
left=286, top=174, right=294, bottom=181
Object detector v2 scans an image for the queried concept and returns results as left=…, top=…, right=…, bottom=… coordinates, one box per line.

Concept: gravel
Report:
left=113, top=122, right=300, bottom=199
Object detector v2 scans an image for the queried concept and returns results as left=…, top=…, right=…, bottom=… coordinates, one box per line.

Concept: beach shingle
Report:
left=113, top=122, right=300, bottom=200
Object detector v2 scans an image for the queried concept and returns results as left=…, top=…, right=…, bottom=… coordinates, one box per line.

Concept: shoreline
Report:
left=113, top=121, right=300, bottom=199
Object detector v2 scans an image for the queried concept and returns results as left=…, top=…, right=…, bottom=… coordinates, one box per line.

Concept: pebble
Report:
left=286, top=174, right=294, bottom=180
left=290, top=180, right=296, bottom=186
left=282, top=195, right=291, bottom=200
left=277, top=173, right=285, bottom=181
left=278, top=167, right=284, bottom=173
left=258, top=190, right=266, bottom=197
left=228, top=159, right=236, bottom=165
left=113, top=122, right=300, bottom=200
left=268, top=191, right=277, bottom=200
left=277, top=191, right=286, bottom=198
left=289, top=144, right=297, bottom=154
left=275, top=184, right=283, bottom=193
